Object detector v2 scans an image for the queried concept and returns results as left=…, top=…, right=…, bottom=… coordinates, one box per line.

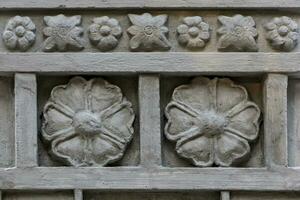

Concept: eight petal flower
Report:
left=88, top=16, right=123, bottom=51
left=2, top=16, right=36, bottom=51
left=42, top=14, right=85, bottom=52
left=127, top=13, right=171, bottom=51
left=217, top=14, right=258, bottom=52
left=165, top=77, right=261, bottom=167
left=42, top=77, right=135, bottom=167
left=177, top=16, right=210, bottom=50
left=265, top=16, right=299, bottom=52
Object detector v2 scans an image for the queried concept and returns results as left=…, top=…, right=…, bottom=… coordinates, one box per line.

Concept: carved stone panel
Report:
left=164, top=77, right=261, bottom=167
left=41, top=76, right=135, bottom=167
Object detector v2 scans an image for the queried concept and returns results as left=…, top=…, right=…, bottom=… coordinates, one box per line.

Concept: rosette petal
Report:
left=215, top=132, right=250, bottom=166
left=216, top=78, right=248, bottom=112
left=165, top=102, right=201, bottom=141
left=177, top=135, right=214, bottom=167
left=172, top=77, right=212, bottom=111
left=226, top=101, right=261, bottom=141
left=89, top=78, right=122, bottom=113
left=50, top=77, right=87, bottom=113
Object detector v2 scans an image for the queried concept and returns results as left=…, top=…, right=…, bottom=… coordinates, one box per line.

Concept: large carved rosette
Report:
left=165, top=77, right=261, bottom=167
left=42, top=77, right=135, bottom=167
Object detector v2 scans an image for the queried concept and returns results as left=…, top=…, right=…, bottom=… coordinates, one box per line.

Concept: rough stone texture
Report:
left=85, top=192, right=219, bottom=200
left=231, top=192, right=300, bottom=200
left=0, top=77, right=14, bottom=167
left=3, top=191, right=73, bottom=200
left=288, top=79, right=300, bottom=167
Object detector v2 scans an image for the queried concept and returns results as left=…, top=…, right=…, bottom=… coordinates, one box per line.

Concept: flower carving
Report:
left=265, top=16, right=299, bottom=52
left=217, top=14, right=258, bottom=52
left=2, top=16, right=36, bottom=51
left=177, top=16, right=210, bottom=50
left=165, top=77, right=261, bottom=167
left=88, top=16, right=123, bottom=51
left=127, top=13, right=171, bottom=51
left=42, top=77, right=135, bottom=167
left=42, top=14, right=85, bottom=52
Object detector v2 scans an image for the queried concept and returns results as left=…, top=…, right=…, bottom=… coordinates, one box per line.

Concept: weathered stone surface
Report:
left=217, top=14, right=258, bottom=52
left=177, top=16, right=210, bottom=50
left=265, top=16, right=298, bottom=52
left=127, top=13, right=171, bottom=51
left=165, top=77, right=261, bottom=167
left=85, top=192, right=219, bottom=200
left=3, top=191, right=73, bottom=200
left=42, top=14, right=85, bottom=52
left=88, top=16, right=122, bottom=51
left=2, top=16, right=36, bottom=51
left=41, top=76, right=135, bottom=167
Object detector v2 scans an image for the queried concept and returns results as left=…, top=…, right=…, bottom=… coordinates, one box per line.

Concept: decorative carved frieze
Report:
left=41, top=77, right=135, bottom=167
left=0, top=13, right=299, bottom=53
left=165, top=77, right=261, bottom=167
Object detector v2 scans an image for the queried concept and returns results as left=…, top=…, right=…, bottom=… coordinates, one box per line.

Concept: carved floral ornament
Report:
left=42, top=14, right=85, bottom=52
left=265, top=16, right=299, bottom=51
left=42, top=77, right=135, bottom=167
left=88, top=16, right=123, bottom=51
left=2, top=16, right=36, bottom=51
left=177, top=16, right=211, bottom=49
left=127, top=13, right=171, bottom=51
left=0, top=13, right=299, bottom=52
left=165, top=77, right=261, bottom=167
left=217, top=14, right=258, bottom=52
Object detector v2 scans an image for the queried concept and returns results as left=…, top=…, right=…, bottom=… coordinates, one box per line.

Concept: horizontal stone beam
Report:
left=0, top=167, right=299, bottom=191
left=0, top=53, right=299, bottom=76
left=0, top=0, right=299, bottom=9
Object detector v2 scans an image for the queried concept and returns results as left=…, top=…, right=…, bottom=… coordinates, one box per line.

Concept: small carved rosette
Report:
left=265, top=16, right=299, bottom=51
left=42, top=14, right=85, bottom=52
left=88, top=16, right=123, bottom=51
left=2, top=16, right=36, bottom=51
left=42, top=77, right=135, bottom=167
left=217, top=14, right=258, bottom=52
left=177, top=16, right=210, bottom=50
left=127, top=13, right=171, bottom=51
left=165, top=77, right=261, bottom=167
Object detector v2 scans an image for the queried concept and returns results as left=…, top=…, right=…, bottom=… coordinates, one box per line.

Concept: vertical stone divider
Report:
left=139, top=74, right=162, bottom=167
left=15, top=73, right=38, bottom=167
left=74, top=189, right=83, bottom=200
left=220, top=191, right=230, bottom=200
left=263, top=73, right=288, bottom=168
